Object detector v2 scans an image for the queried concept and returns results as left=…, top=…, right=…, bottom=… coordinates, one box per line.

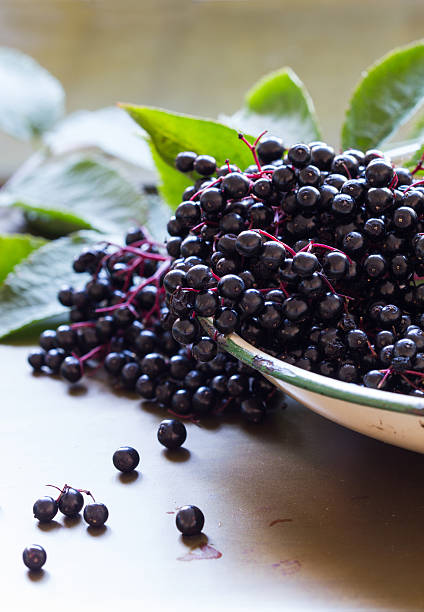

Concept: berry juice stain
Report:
left=269, top=518, right=293, bottom=527
left=177, top=543, right=222, bottom=562
left=272, top=559, right=301, bottom=575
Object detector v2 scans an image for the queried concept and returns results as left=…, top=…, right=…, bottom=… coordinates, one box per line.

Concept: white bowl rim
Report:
left=200, top=318, right=424, bottom=417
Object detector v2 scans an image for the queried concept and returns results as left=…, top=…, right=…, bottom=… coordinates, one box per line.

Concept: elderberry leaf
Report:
left=221, top=67, right=321, bottom=144
left=149, top=139, right=193, bottom=209
left=342, top=40, right=424, bottom=151
left=0, top=232, right=100, bottom=340
left=0, top=233, right=46, bottom=285
left=404, top=143, right=424, bottom=174
left=0, top=154, right=152, bottom=238
left=0, top=47, right=65, bottom=141
left=44, top=106, right=156, bottom=173
left=120, top=104, right=255, bottom=171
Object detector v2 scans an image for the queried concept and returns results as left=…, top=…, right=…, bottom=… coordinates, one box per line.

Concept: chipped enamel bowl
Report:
left=200, top=318, right=424, bottom=454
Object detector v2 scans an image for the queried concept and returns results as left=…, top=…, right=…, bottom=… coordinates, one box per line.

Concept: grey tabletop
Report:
left=2, top=342, right=424, bottom=611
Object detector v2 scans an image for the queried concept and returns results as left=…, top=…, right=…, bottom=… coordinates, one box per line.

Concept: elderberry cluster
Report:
left=163, top=134, right=424, bottom=396
left=28, top=226, right=279, bottom=422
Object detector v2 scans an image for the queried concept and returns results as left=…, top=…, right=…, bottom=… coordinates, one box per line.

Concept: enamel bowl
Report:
left=200, top=318, right=424, bottom=454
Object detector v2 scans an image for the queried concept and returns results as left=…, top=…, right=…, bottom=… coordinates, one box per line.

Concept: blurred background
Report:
left=0, top=0, right=423, bottom=177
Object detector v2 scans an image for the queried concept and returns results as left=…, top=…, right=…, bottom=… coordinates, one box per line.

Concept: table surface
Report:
left=2, top=342, right=424, bottom=612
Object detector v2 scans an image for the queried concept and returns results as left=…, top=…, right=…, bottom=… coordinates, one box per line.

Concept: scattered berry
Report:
left=113, top=446, right=140, bottom=473
left=157, top=419, right=187, bottom=449
left=175, top=505, right=205, bottom=536
left=23, top=545, right=47, bottom=571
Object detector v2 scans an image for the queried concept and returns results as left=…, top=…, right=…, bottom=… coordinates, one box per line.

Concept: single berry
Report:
left=113, top=446, right=140, bottom=473
left=58, top=488, right=84, bottom=518
left=33, top=496, right=58, bottom=522
left=175, top=505, right=205, bottom=536
left=23, top=545, right=46, bottom=571
left=157, top=419, right=187, bottom=449
left=83, top=503, right=109, bottom=527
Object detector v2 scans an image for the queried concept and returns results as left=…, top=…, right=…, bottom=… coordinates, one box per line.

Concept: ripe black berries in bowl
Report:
left=28, top=132, right=424, bottom=442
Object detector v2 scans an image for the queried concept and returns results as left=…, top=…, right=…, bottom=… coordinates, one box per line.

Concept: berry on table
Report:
left=33, top=496, right=58, bottom=522
left=113, top=446, right=140, bottom=473
left=83, top=503, right=109, bottom=528
left=23, top=545, right=47, bottom=571
left=175, top=505, right=205, bottom=536
left=157, top=419, right=187, bottom=449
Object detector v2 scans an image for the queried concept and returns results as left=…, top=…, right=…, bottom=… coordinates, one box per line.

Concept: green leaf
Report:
left=44, top=106, right=155, bottom=172
left=403, top=143, right=424, bottom=172
left=0, top=47, right=65, bottom=141
left=0, top=154, right=153, bottom=237
left=0, top=233, right=46, bottom=284
left=0, top=232, right=101, bottom=340
left=120, top=104, right=255, bottom=170
left=342, top=40, right=424, bottom=151
left=149, top=140, right=192, bottom=209
left=222, top=67, right=321, bottom=144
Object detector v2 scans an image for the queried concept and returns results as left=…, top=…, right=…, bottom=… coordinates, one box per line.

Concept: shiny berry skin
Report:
left=58, top=488, right=84, bottom=518
left=175, top=201, right=201, bottom=228
left=157, top=419, right=187, bottom=449
left=318, top=293, right=343, bottom=320
left=135, top=374, right=156, bottom=399
left=323, top=251, right=348, bottom=279
left=292, top=252, right=319, bottom=277
left=104, top=352, right=126, bottom=375
left=256, top=135, right=284, bottom=163
left=164, top=269, right=186, bottom=293
left=193, top=154, right=216, bottom=176
left=44, top=348, right=66, bottom=373
left=172, top=318, right=200, bottom=345
left=192, top=386, right=215, bottom=413
left=310, top=143, right=335, bottom=169
left=332, top=193, right=355, bottom=216
left=186, top=265, right=212, bottom=290
left=298, top=164, right=321, bottom=187
left=171, top=389, right=192, bottom=414
left=83, top=503, right=109, bottom=527
left=175, top=505, right=205, bottom=536
left=393, top=338, right=417, bottom=358
left=60, top=356, right=82, bottom=383
left=365, top=158, right=394, bottom=187
left=272, top=165, right=296, bottom=191
left=28, top=350, right=45, bottom=371
left=214, top=308, right=238, bottom=334
left=113, top=446, right=140, bottom=473
left=363, top=370, right=388, bottom=389
left=218, top=275, right=245, bottom=299
left=364, top=254, right=387, bottom=278
left=192, top=337, right=217, bottom=362
left=39, top=329, right=57, bottom=351
left=252, top=177, right=272, bottom=198
left=175, top=151, right=196, bottom=173
left=235, top=231, right=262, bottom=257
left=296, top=186, right=320, bottom=209
left=364, top=218, right=385, bottom=239
left=125, top=227, right=146, bottom=245
left=58, top=286, right=74, bottom=307
left=393, top=206, right=417, bottom=232
left=288, top=143, right=311, bottom=167
left=23, top=545, right=46, bottom=571
left=33, top=496, right=58, bottom=522
left=239, top=289, right=264, bottom=316
left=221, top=172, right=250, bottom=199
left=199, top=188, right=225, bottom=214
left=347, top=329, right=368, bottom=351
left=194, top=291, right=218, bottom=317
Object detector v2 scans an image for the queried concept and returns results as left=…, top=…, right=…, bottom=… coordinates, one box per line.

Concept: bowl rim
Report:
left=200, top=318, right=424, bottom=417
